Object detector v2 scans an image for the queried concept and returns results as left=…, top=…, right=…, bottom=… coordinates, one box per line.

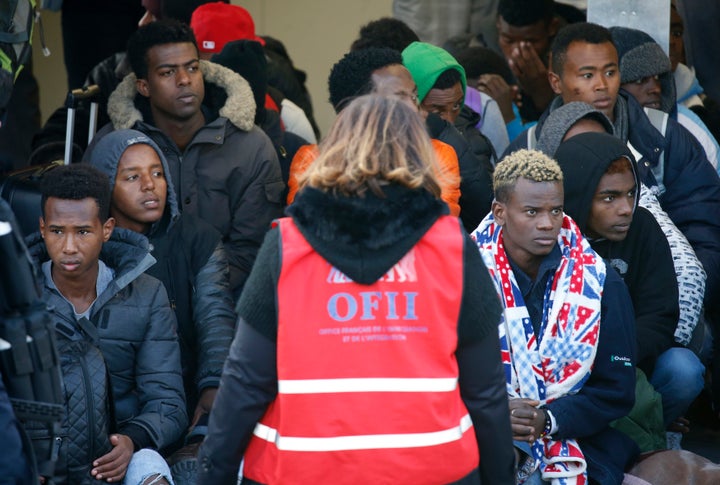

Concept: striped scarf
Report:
left=472, top=213, right=606, bottom=485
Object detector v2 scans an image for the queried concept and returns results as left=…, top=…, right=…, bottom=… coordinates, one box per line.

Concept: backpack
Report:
left=29, top=314, right=113, bottom=485
left=642, top=107, right=669, bottom=198
left=0, top=0, right=36, bottom=115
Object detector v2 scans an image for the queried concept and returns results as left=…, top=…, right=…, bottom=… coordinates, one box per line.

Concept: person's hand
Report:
left=669, top=416, right=690, bottom=434
left=191, top=387, right=218, bottom=428
left=91, top=434, right=134, bottom=482
left=509, top=398, right=545, bottom=442
left=476, top=73, right=519, bottom=123
left=507, top=42, right=555, bottom=111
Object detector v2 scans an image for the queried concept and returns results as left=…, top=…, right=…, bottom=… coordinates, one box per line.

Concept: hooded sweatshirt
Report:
left=505, top=101, right=614, bottom=158
left=555, top=132, right=679, bottom=374
left=88, top=129, right=236, bottom=413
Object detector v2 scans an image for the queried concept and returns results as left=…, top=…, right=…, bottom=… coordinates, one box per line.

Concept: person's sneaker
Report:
left=168, top=442, right=201, bottom=485
left=171, top=456, right=198, bottom=485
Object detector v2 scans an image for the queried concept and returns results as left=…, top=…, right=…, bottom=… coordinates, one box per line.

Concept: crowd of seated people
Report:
left=1, top=0, right=720, bottom=484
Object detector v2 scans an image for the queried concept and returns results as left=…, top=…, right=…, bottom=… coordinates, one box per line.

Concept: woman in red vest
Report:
left=197, top=94, right=515, bottom=485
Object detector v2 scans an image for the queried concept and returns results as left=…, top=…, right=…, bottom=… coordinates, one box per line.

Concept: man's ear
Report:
left=548, top=67, right=563, bottom=95
left=39, top=216, right=45, bottom=236
left=102, top=217, right=116, bottom=243
left=136, top=78, right=150, bottom=98
left=492, top=200, right=506, bottom=226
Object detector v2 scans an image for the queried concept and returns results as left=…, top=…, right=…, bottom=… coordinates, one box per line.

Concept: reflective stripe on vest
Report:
left=243, top=216, right=479, bottom=485
left=278, top=376, right=458, bottom=393
left=252, top=413, right=473, bottom=452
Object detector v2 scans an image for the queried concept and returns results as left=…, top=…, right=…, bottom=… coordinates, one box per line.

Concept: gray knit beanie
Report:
left=609, top=26, right=676, bottom=113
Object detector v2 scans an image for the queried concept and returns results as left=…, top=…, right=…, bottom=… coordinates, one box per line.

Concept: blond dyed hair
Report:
left=300, top=94, right=441, bottom=198
left=493, top=149, right=564, bottom=202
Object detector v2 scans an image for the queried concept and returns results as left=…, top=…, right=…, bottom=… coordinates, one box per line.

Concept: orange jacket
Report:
left=286, top=141, right=461, bottom=216
left=243, top=216, right=479, bottom=484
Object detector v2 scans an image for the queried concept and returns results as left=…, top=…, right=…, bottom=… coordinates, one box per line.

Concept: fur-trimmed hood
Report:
left=107, top=60, right=256, bottom=132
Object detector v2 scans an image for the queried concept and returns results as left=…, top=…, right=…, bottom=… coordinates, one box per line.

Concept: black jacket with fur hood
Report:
left=196, top=186, right=516, bottom=485
left=84, top=60, right=285, bottom=297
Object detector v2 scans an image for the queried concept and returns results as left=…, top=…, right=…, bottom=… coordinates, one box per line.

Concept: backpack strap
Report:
left=643, top=107, right=669, bottom=197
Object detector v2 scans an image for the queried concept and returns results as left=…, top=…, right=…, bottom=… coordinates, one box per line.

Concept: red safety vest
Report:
left=243, top=216, right=479, bottom=485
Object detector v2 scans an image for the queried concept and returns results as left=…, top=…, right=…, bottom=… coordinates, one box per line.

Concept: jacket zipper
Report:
left=78, top=351, right=97, bottom=463
left=55, top=308, right=99, bottom=465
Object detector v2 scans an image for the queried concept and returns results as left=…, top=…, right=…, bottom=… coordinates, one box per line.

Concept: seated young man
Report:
left=27, top=165, right=186, bottom=484
left=532, top=102, right=707, bottom=358
left=83, top=19, right=284, bottom=299
left=556, top=132, right=705, bottom=441
left=401, top=41, right=499, bottom=168
left=88, top=129, right=236, bottom=461
left=471, top=150, right=638, bottom=484
left=300, top=47, right=494, bottom=231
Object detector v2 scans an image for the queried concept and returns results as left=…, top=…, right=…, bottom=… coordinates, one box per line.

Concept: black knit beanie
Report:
left=211, top=39, right=268, bottom=125
left=162, top=0, right=228, bottom=24
left=609, top=26, right=676, bottom=113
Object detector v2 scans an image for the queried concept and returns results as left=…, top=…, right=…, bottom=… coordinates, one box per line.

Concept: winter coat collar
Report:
left=107, top=60, right=256, bottom=132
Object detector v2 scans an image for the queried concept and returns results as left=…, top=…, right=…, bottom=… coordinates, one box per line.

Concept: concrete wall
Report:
left=31, top=1, right=392, bottom=137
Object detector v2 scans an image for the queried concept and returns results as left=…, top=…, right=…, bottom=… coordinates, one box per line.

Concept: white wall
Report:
left=32, top=1, right=392, bottom=136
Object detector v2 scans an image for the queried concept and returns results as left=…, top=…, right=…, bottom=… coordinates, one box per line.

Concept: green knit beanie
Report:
left=402, top=41, right=467, bottom=103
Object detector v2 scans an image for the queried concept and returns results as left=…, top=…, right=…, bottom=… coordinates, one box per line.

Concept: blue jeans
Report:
left=123, top=449, right=175, bottom=485
left=649, top=347, right=705, bottom=426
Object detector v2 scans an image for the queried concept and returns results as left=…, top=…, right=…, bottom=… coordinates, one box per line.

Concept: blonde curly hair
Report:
left=493, top=149, right=563, bottom=202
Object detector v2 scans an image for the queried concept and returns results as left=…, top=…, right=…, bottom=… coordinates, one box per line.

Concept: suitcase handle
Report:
left=63, top=85, right=101, bottom=165
left=64, top=85, right=101, bottom=109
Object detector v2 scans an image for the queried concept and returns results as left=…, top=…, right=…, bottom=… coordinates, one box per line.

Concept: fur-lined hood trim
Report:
left=107, top=59, right=256, bottom=132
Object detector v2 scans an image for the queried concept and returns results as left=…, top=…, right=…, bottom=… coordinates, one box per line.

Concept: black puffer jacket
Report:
left=454, top=105, right=498, bottom=166
left=51, top=319, right=112, bottom=485
left=28, top=228, right=188, bottom=451
left=426, top=113, right=494, bottom=232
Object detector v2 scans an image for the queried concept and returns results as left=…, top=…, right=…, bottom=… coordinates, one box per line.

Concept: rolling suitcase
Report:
left=0, top=85, right=100, bottom=237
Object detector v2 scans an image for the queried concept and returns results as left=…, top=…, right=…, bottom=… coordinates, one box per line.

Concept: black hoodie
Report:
left=556, top=132, right=679, bottom=375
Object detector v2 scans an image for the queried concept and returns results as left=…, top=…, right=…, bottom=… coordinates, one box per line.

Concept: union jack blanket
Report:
left=472, top=213, right=606, bottom=485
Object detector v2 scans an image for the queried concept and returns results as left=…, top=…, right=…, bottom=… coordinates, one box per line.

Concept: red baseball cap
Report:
left=190, top=2, right=265, bottom=54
